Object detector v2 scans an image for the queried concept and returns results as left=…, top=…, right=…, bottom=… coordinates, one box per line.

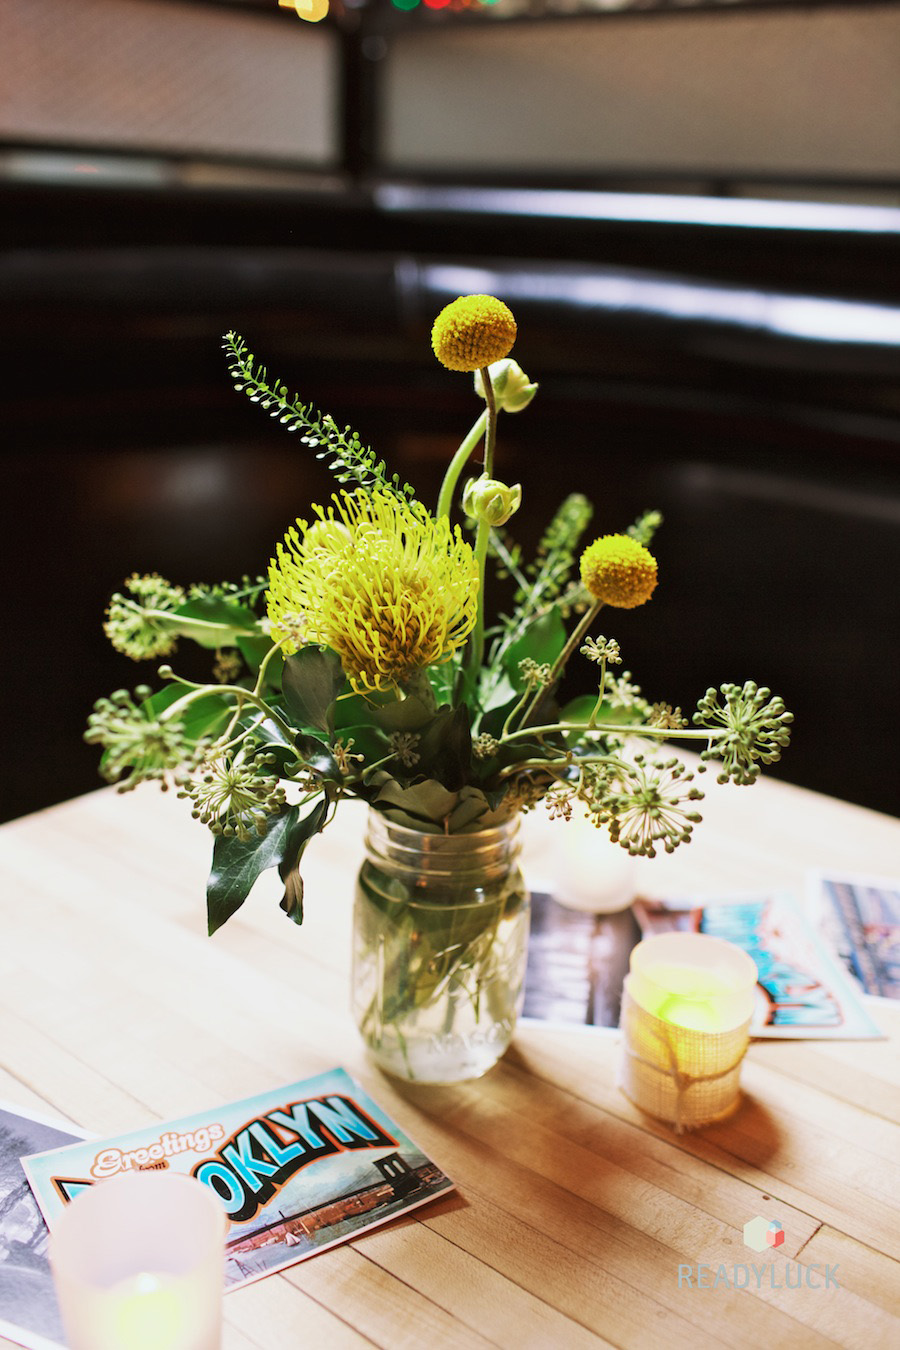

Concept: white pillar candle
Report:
left=519, top=809, right=636, bottom=913
left=50, top=1170, right=226, bottom=1350
left=619, top=931, right=758, bottom=1131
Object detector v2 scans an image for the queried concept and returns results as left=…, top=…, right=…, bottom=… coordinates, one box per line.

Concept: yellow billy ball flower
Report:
left=267, top=490, right=479, bottom=692
left=580, top=534, right=658, bottom=609
left=431, top=294, right=517, bottom=373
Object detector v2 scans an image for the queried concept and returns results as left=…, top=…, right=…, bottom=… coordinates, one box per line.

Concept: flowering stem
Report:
left=157, top=668, right=296, bottom=745
left=461, top=369, right=500, bottom=698
left=141, top=608, right=255, bottom=642
left=480, top=366, right=497, bottom=477
left=436, top=410, right=488, bottom=520
left=587, top=657, right=610, bottom=730
left=500, top=720, right=718, bottom=746
left=494, top=751, right=632, bottom=782
left=518, top=599, right=604, bottom=730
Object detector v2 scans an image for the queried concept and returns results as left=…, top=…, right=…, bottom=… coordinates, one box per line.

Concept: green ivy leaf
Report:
left=282, top=646, right=346, bottom=731
left=503, top=609, right=567, bottom=690
left=236, top=633, right=284, bottom=685
left=478, top=670, right=518, bottom=717
left=278, top=796, right=330, bottom=925
left=372, top=695, right=434, bottom=734
left=143, top=686, right=232, bottom=743
left=371, top=777, right=460, bottom=830
left=293, top=733, right=342, bottom=783
left=171, top=596, right=258, bottom=649
left=416, top=705, right=472, bottom=791
left=207, top=806, right=300, bottom=935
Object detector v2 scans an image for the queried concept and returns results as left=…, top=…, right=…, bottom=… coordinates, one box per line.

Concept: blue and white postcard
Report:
left=23, top=1069, right=454, bottom=1291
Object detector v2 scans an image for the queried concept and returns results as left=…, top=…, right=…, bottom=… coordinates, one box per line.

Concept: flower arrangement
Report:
left=88, top=295, right=793, bottom=940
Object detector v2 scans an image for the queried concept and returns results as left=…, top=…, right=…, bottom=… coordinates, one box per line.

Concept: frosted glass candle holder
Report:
left=50, top=1170, right=226, bottom=1350
left=618, top=932, right=758, bottom=1132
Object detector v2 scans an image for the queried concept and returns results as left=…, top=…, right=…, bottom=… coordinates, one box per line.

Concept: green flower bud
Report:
left=462, top=474, right=523, bottom=527
left=474, top=360, right=538, bottom=413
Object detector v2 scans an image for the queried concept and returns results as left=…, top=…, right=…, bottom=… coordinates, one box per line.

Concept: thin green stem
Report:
left=500, top=720, right=718, bottom=746
left=216, top=696, right=247, bottom=750
left=480, top=366, right=497, bottom=477
left=518, top=599, right=604, bottom=730
left=500, top=681, right=538, bottom=739
left=494, top=749, right=635, bottom=783
left=587, top=656, right=608, bottom=730
left=436, top=410, right=488, bottom=520
left=463, top=524, right=491, bottom=699
left=140, top=607, right=256, bottom=641
left=461, top=368, right=500, bottom=701
left=157, top=669, right=295, bottom=744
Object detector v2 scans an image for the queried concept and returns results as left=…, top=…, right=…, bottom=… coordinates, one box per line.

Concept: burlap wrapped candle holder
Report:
left=618, top=982, right=753, bottom=1132
left=617, top=931, right=758, bottom=1132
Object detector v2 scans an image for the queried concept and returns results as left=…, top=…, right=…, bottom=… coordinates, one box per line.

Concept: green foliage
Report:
left=207, top=804, right=304, bottom=934
left=170, top=594, right=258, bottom=649
left=278, top=796, right=331, bottom=925
left=223, top=332, right=415, bottom=501
left=281, top=646, right=347, bottom=732
left=89, top=332, right=793, bottom=939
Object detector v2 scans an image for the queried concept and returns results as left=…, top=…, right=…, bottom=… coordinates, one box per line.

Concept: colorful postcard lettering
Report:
left=633, top=892, right=884, bottom=1038
left=23, top=1069, right=454, bottom=1291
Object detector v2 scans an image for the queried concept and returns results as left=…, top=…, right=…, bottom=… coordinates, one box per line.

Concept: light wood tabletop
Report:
left=1, top=767, right=898, bottom=1349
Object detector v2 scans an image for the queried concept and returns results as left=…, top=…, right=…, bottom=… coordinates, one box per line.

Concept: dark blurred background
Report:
left=3, top=0, right=900, bottom=823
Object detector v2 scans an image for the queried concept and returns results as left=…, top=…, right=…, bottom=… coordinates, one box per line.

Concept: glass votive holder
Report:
left=618, top=931, right=758, bottom=1132
left=50, top=1170, right=226, bottom=1350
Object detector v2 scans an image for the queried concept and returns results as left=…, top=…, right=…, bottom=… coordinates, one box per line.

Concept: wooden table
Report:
left=1, top=770, right=899, bottom=1349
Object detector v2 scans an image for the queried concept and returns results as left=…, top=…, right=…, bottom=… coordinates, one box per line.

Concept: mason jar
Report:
left=352, top=810, right=530, bottom=1084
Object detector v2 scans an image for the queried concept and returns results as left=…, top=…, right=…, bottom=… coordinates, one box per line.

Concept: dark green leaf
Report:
left=278, top=796, right=330, bottom=924
left=143, top=686, right=232, bottom=743
left=293, top=734, right=342, bottom=783
left=416, top=705, right=472, bottom=791
left=207, top=806, right=299, bottom=935
left=236, top=633, right=284, bottom=685
left=503, top=609, right=567, bottom=690
left=371, top=777, right=460, bottom=830
left=478, top=670, right=518, bottom=716
left=558, top=694, right=597, bottom=725
left=282, top=647, right=346, bottom=731
left=329, top=690, right=394, bottom=735
left=171, top=596, right=258, bottom=648
left=372, top=695, right=434, bottom=734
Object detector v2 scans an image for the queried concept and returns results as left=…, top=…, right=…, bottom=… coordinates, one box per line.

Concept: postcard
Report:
left=22, top=1068, right=454, bottom=1292
left=633, top=892, right=884, bottom=1038
left=0, top=1099, right=89, bottom=1350
left=521, top=891, right=638, bottom=1032
left=807, top=870, right=900, bottom=1000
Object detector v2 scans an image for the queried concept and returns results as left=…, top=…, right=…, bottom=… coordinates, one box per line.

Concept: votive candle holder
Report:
left=618, top=931, right=758, bottom=1132
left=50, top=1169, right=226, bottom=1350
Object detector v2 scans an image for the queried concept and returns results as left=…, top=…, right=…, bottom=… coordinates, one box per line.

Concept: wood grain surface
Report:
left=1, top=768, right=898, bottom=1349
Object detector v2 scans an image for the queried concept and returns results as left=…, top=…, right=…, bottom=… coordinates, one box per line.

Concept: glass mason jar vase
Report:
left=352, top=810, right=530, bottom=1084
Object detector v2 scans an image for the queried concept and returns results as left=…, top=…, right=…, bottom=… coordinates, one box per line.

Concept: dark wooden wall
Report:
left=3, top=179, right=899, bottom=821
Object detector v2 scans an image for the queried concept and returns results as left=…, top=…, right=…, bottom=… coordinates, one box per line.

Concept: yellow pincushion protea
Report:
left=431, top=294, right=517, bottom=373
left=267, top=490, right=479, bottom=691
left=580, top=534, right=658, bottom=609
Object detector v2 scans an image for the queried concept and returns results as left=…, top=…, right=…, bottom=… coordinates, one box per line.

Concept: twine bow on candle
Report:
left=618, top=987, right=752, bottom=1133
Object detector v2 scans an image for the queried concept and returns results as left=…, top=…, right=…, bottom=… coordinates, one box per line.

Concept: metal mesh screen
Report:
left=382, top=7, right=900, bottom=188
left=0, top=0, right=337, bottom=165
